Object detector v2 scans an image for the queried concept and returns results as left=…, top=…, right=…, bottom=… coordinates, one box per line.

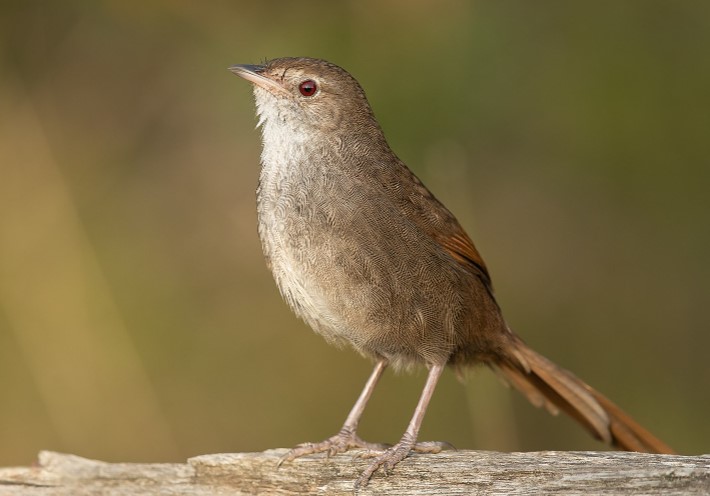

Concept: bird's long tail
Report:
left=495, top=335, right=675, bottom=454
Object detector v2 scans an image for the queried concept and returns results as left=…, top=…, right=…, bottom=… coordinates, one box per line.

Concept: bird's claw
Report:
left=277, top=429, right=388, bottom=467
left=354, top=440, right=414, bottom=491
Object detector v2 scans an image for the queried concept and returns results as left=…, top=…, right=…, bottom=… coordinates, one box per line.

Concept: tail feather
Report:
left=495, top=336, right=675, bottom=454
left=588, top=387, right=676, bottom=454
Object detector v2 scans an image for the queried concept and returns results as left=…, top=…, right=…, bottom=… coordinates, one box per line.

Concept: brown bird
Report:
left=229, top=57, right=674, bottom=489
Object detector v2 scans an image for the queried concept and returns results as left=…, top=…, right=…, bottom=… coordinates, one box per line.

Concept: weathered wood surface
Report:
left=0, top=449, right=707, bottom=495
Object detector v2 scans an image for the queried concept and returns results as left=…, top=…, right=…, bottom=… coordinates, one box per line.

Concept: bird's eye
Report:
left=298, top=80, right=318, bottom=97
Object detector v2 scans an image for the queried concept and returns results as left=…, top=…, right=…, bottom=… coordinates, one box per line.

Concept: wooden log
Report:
left=0, top=449, right=707, bottom=495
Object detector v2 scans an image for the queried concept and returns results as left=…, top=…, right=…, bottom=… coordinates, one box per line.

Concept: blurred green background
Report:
left=1, top=1, right=708, bottom=466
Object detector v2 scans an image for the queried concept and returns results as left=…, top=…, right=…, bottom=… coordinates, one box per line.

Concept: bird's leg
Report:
left=278, top=359, right=389, bottom=465
left=354, top=363, right=445, bottom=491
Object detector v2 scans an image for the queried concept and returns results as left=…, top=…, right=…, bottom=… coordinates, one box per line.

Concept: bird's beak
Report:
left=229, top=64, right=288, bottom=96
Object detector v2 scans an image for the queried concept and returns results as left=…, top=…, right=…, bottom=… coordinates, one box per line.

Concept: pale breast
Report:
left=255, top=107, right=355, bottom=346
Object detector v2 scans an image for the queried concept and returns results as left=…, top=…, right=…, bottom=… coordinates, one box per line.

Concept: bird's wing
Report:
left=432, top=227, right=493, bottom=290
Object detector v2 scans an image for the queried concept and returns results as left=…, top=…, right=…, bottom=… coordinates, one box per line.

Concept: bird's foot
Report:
left=357, top=440, right=451, bottom=458
left=277, top=428, right=389, bottom=467
left=353, top=439, right=449, bottom=491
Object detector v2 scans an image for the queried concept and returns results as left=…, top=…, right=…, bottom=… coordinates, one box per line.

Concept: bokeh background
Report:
left=1, top=1, right=708, bottom=466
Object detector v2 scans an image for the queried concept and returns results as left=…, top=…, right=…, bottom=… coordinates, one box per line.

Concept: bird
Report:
left=229, top=57, right=674, bottom=490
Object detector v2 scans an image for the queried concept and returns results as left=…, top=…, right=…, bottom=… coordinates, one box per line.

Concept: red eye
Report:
left=298, top=80, right=317, bottom=96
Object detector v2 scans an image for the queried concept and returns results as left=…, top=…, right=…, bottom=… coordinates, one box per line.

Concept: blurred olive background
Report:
left=1, top=1, right=708, bottom=466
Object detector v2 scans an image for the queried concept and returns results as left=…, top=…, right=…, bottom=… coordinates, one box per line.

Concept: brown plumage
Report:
left=230, top=57, right=674, bottom=490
